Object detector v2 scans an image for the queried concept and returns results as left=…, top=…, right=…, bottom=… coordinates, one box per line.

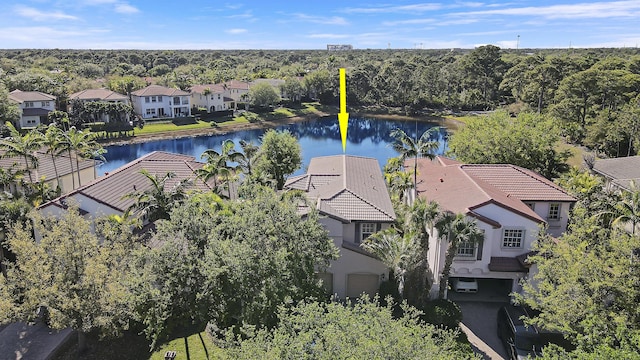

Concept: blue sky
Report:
left=1, top=1, right=639, bottom=49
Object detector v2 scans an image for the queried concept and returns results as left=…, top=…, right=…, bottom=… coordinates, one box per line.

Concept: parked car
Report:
left=497, top=305, right=574, bottom=359
left=452, top=277, right=478, bottom=293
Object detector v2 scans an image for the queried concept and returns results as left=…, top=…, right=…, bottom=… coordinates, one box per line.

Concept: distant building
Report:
left=327, top=44, right=353, bottom=51
left=8, top=90, right=56, bottom=129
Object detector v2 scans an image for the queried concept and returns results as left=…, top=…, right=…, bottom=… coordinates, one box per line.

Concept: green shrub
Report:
left=422, top=299, right=462, bottom=329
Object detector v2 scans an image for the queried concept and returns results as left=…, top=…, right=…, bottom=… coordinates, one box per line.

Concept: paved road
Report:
left=458, top=301, right=510, bottom=360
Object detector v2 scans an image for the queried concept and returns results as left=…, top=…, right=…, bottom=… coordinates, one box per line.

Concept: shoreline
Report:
left=101, top=111, right=458, bottom=146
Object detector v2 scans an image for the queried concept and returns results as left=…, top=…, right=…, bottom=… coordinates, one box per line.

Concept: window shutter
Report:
left=355, top=223, right=361, bottom=243
left=476, top=238, right=484, bottom=260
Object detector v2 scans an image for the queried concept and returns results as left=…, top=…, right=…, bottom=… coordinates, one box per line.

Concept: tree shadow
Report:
left=198, top=332, right=210, bottom=360
left=184, top=337, right=190, bottom=360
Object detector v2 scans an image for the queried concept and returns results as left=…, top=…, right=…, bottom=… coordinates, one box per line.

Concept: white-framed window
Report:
left=151, top=96, right=157, bottom=103
left=41, top=101, right=50, bottom=107
left=502, top=229, right=524, bottom=248
left=360, top=223, right=377, bottom=243
left=145, top=96, right=150, bottom=103
left=146, top=108, right=156, bottom=115
left=457, top=241, right=476, bottom=257
left=157, top=96, right=162, bottom=102
left=25, top=102, right=33, bottom=108
left=217, top=94, right=221, bottom=99
left=548, top=203, right=560, bottom=221
left=26, top=119, right=36, bottom=124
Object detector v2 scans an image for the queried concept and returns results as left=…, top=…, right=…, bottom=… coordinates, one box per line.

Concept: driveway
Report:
left=457, top=301, right=509, bottom=360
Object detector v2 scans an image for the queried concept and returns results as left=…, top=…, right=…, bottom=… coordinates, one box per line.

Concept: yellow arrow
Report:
left=338, top=68, right=349, bottom=152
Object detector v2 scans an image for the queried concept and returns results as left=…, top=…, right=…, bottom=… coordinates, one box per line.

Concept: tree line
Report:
left=2, top=47, right=640, bottom=156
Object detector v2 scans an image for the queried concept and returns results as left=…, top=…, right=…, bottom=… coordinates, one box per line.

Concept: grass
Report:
left=557, top=141, right=587, bottom=169
left=150, top=332, right=223, bottom=360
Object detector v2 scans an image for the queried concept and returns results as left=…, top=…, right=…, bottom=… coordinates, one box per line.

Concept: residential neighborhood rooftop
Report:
left=8, top=89, right=56, bottom=103
left=285, top=154, right=395, bottom=222
left=131, top=85, right=190, bottom=97
left=0, top=149, right=94, bottom=183
left=39, top=151, right=212, bottom=214
left=592, top=155, right=640, bottom=190
left=69, top=88, right=128, bottom=101
left=190, top=84, right=226, bottom=94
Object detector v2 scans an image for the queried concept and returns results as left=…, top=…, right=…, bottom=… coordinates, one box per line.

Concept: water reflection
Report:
left=99, top=117, right=448, bottom=176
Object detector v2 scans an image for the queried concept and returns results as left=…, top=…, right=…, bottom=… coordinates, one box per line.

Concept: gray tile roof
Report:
left=8, top=90, right=56, bottom=103
left=284, top=155, right=395, bottom=222
left=0, top=149, right=95, bottom=184
left=593, top=156, right=640, bottom=190
left=39, top=151, right=212, bottom=213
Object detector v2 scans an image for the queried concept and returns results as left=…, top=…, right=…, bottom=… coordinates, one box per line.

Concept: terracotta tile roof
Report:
left=131, top=85, right=190, bottom=97
left=488, top=257, right=527, bottom=272
left=39, top=151, right=212, bottom=213
left=411, top=157, right=549, bottom=225
left=0, top=149, right=95, bottom=184
left=222, top=80, right=249, bottom=90
left=461, top=164, right=575, bottom=202
left=593, top=156, right=640, bottom=191
left=189, top=84, right=225, bottom=94
left=69, top=89, right=128, bottom=102
left=8, top=90, right=56, bottom=103
left=284, top=155, right=395, bottom=222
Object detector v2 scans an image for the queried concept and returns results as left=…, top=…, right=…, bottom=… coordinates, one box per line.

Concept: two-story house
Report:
left=131, top=85, right=191, bottom=119
left=68, top=88, right=130, bottom=123
left=189, top=84, right=228, bottom=112
left=8, top=90, right=56, bottom=129
left=285, top=155, right=396, bottom=299
left=592, top=155, right=640, bottom=192
left=222, top=80, right=249, bottom=110
left=411, top=157, right=576, bottom=299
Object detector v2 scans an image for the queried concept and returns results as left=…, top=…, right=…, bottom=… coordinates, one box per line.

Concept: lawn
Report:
left=151, top=332, right=223, bottom=360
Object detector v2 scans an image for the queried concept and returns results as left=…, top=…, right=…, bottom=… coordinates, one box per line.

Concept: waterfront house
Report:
left=68, top=89, right=130, bottom=123
left=8, top=90, right=56, bottom=129
left=410, top=157, right=576, bottom=298
left=285, top=155, right=396, bottom=299
left=189, top=84, right=228, bottom=113
left=131, top=85, right=191, bottom=119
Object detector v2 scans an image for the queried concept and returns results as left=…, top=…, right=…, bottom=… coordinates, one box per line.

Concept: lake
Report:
left=98, top=117, right=449, bottom=176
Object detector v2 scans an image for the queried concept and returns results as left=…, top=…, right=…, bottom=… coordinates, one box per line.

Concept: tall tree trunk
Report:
left=68, top=150, right=76, bottom=189
left=23, top=154, right=33, bottom=183
left=438, top=237, right=458, bottom=299
left=51, top=154, right=61, bottom=190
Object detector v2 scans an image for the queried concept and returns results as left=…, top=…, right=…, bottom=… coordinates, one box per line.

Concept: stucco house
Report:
left=189, top=84, right=228, bottom=112
left=221, top=80, right=249, bottom=110
left=68, top=88, right=130, bottom=123
left=8, top=90, right=56, bottom=129
left=38, top=151, right=212, bottom=222
left=0, top=149, right=95, bottom=194
left=130, top=85, right=191, bottom=119
left=285, top=155, right=396, bottom=299
left=411, top=157, right=576, bottom=299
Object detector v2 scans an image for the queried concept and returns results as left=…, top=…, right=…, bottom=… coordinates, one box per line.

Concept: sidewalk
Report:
left=0, top=322, right=74, bottom=360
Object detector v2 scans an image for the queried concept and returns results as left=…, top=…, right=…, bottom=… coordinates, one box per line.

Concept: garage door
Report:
left=346, top=273, right=379, bottom=298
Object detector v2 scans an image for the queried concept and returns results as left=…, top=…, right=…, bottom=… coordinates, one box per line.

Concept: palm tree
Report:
left=237, top=139, right=259, bottom=176
left=63, top=127, right=93, bottom=188
left=199, top=139, right=244, bottom=198
left=0, top=122, right=43, bottom=184
left=361, top=227, right=421, bottom=299
left=404, top=199, right=440, bottom=303
left=435, top=212, right=484, bottom=299
left=81, top=138, right=106, bottom=181
left=123, top=170, right=193, bottom=222
left=42, top=124, right=65, bottom=191
left=390, top=126, right=440, bottom=199
left=611, top=180, right=640, bottom=236
left=0, top=163, right=25, bottom=197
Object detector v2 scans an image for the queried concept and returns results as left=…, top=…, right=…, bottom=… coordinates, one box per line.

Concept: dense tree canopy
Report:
left=255, top=130, right=302, bottom=189
left=448, top=111, right=570, bottom=178
left=222, top=298, right=476, bottom=359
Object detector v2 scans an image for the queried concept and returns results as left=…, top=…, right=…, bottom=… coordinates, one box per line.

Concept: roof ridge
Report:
left=458, top=164, right=493, bottom=202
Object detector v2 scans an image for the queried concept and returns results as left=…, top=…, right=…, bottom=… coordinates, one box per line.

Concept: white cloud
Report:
left=383, top=18, right=435, bottom=26
left=14, top=5, right=78, bottom=21
left=455, top=1, right=640, bottom=19
left=292, top=13, right=349, bottom=25
left=343, top=3, right=443, bottom=14
left=226, top=28, right=248, bottom=34
left=115, top=3, right=139, bottom=14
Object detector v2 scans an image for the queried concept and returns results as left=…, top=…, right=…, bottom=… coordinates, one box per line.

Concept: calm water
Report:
left=98, top=117, right=449, bottom=176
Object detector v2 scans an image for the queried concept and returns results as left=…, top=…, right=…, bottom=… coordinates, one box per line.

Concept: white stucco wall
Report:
left=190, top=92, right=226, bottom=112
left=132, top=95, right=191, bottom=119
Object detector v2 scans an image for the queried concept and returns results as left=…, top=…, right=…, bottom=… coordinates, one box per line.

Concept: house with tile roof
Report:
left=285, top=155, right=396, bottom=299
left=0, top=149, right=95, bottom=194
left=38, top=151, right=212, bottom=222
left=130, top=85, right=191, bottom=119
left=8, top=90, right=56, bottom=129
left=189, top=84, right=229, bottom=113
left=222, top=80, right=249, bottom=110
left=68, top=89, right=130, bottom=123
left=411, top=157, right=576, bottom=298
left=592, top=155, right=640, bottom=191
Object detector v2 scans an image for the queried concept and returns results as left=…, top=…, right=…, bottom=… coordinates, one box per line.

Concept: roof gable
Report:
left=69, top=89, right=128, bottom=101
left=284, top=155, right=395, bottom=222
left=8, top=90, right=56, bottom=103
left=131, top=85, right=190, bottom=97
